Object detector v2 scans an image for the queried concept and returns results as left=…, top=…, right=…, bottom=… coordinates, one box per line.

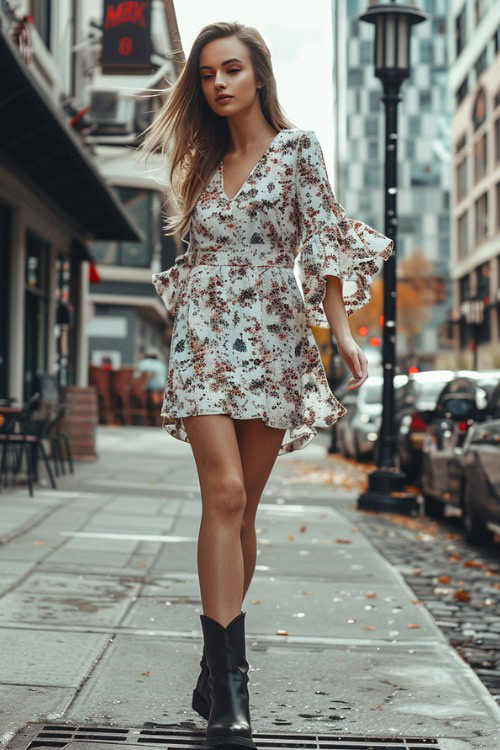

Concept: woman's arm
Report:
left=322, top=275, right=368, bottom=391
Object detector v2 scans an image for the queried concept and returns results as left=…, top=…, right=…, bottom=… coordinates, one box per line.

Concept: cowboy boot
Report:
left=192, top=644, right=211, bottom=720
left=200, top=610, right=257, bottom=749
left=193, top=610, right=244, bottom=720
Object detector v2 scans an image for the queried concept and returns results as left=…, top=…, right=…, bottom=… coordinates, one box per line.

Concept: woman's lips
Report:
left=217, top=96, right=233, bottom=103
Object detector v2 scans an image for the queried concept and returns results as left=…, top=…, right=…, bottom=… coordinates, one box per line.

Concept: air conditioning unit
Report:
left=87, top=89, right=136, bottom=134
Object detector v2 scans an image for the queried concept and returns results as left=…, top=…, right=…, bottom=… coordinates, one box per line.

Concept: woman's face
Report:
left=199, top=36, right=259, bottom=116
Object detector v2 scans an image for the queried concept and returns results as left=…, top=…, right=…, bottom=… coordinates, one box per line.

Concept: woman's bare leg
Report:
left=182, top=414, right=247, bottom=628
left=233, top=419, right=286, bottom=601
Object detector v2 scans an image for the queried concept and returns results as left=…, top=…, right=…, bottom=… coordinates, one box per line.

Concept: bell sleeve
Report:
left=295, top=129, right=393, bottom=328
left=152, top=240, right=193, bottom=317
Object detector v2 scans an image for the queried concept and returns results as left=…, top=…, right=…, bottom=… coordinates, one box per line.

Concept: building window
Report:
left=368, top=141, right=378, bottom=161
left=31, top=0, right=52, bottom=50
left=420, top=40, right=434, bottom=64
left=419, top=91, right=432, bottom=111
left=408, top=115, right=421, bottom=136
left=455, top=132, right=466, bottom=154
left=457, top=210, right=468, bottom=260
left=432, top=18, right=446, bottom=35
left=455, top=4, right=466, bottom=59
left=91, top=188, right=156, bottom=268
left=456, top=156, right=467, bottom=201
left=475, top=191, right=488, bottom=243
left=406, top=139, right=415, bottom=159
left=474, top=0, right=486, bottom=25
left=475, top=47, right=487, bottom=80
left=456, top=75, right=468, bottom=106
left=474, top=133, right=487, bottom=182
left=364, top=164, right=383, bottom=188
left=410, top=162, right=440, bottom=187
left=477, top=261, right=490, bottom=299
left=368, top=91, right=381, bottom=112
left=472, top=86, right=487, bottom=130
left=365, top=117, right=378, bottom=137
left=348, top=68, right=363, bottom=87
left=399, top=216, right=416, bottom=234
left=360, top=41, right=372, bottom=64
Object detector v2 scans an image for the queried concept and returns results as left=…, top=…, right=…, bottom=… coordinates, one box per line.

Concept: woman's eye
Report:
left=201, top=69, right=240, bottom=80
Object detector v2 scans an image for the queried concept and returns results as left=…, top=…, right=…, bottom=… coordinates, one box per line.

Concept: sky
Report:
left=173, top=0, right=336, bottom=181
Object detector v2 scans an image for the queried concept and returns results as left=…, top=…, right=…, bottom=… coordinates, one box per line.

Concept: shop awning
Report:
left=0, top=25, right=142, bottom=242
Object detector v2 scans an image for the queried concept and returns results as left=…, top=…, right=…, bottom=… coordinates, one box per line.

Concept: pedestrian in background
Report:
left=135, top=347, right=167, bottom=409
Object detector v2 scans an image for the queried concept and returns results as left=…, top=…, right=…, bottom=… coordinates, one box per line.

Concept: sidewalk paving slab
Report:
left=0, top=426, right=499, bottom=750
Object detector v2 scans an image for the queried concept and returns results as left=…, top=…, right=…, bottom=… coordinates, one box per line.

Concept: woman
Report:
left=140, top=21, right=393, bottom=749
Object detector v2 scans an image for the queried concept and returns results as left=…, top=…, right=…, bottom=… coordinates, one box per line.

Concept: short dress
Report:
left=152, top=128, right=393, bottom=456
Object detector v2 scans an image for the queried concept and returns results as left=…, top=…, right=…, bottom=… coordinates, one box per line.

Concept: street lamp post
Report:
left=357, top=2, right=427, bottom=514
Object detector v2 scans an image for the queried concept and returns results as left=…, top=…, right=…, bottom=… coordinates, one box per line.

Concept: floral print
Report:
left=152, top=128, right=393, bottom=456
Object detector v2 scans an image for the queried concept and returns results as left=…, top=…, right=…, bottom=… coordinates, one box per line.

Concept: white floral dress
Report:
left=152, top=128, right=393, bottom=455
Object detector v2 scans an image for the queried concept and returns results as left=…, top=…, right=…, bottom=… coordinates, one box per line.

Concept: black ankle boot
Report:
left=200, top=610, right=257, bottom=749
left=192, top=644, right=211, bottom=720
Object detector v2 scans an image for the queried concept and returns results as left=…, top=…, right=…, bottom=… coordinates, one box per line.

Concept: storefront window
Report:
left=55, top=254, right=78, bottom=388
left=24, top=230, right=49, bottom=399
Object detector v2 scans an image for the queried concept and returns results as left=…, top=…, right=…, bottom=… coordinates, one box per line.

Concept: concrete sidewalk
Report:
left=0, top=426, right=499, bottom=749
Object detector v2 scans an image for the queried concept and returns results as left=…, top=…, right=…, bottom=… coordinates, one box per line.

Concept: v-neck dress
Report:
left=152, top=128, right=393, bottom=455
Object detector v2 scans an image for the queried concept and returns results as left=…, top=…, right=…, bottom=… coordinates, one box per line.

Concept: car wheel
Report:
left=423, top=493, right=445, bottom=519
left=461, top=480, right=494, bottom=546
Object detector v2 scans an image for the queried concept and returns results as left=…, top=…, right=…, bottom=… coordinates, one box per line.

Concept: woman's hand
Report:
left=336, top=334, right=369, bottom=390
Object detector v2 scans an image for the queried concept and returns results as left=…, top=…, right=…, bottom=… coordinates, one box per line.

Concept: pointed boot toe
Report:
left=192, top=645, right=211, bottom=720
left=200, top=611, right=257, bottom=749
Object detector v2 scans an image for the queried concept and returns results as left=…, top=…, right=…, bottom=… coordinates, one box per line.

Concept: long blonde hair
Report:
left=137, top=21, right=296, bottom=240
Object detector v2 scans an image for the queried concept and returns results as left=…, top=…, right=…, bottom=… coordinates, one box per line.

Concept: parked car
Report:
left=336, top=375, right=406, bottom=462
left=395, top=370, right=456, bottom=481
left=420, top=372, right=500, bottom=520
left=456, top=383, right=500, bottom=544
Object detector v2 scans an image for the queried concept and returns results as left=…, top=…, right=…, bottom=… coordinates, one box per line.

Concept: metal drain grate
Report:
left=9, top=723, right=450, bottom=750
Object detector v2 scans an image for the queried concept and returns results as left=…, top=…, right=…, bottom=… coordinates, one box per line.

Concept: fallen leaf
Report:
left=335, top=539, right=352, bottom=544
left=32, top=540, right=45, bottom=546
left=364, top=591, right=377, bottom=599
left=363, top=625, right=376, bottom=630
left=464, top=560, right=483, bottom=568
left=288, top=534, right=295, bottom=542
left=407, top=623, right=421, bottom=629
left=141, top=671, right=150, bottom=676
left=438, top=575, right=451, bottom=584
left=251, top=599, right=261, bottom=605
left=277, top=629, right=289, bottom=636
left=299, top=525, right=307, bottom=533
left=454, top=589, right=470, bottom=602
